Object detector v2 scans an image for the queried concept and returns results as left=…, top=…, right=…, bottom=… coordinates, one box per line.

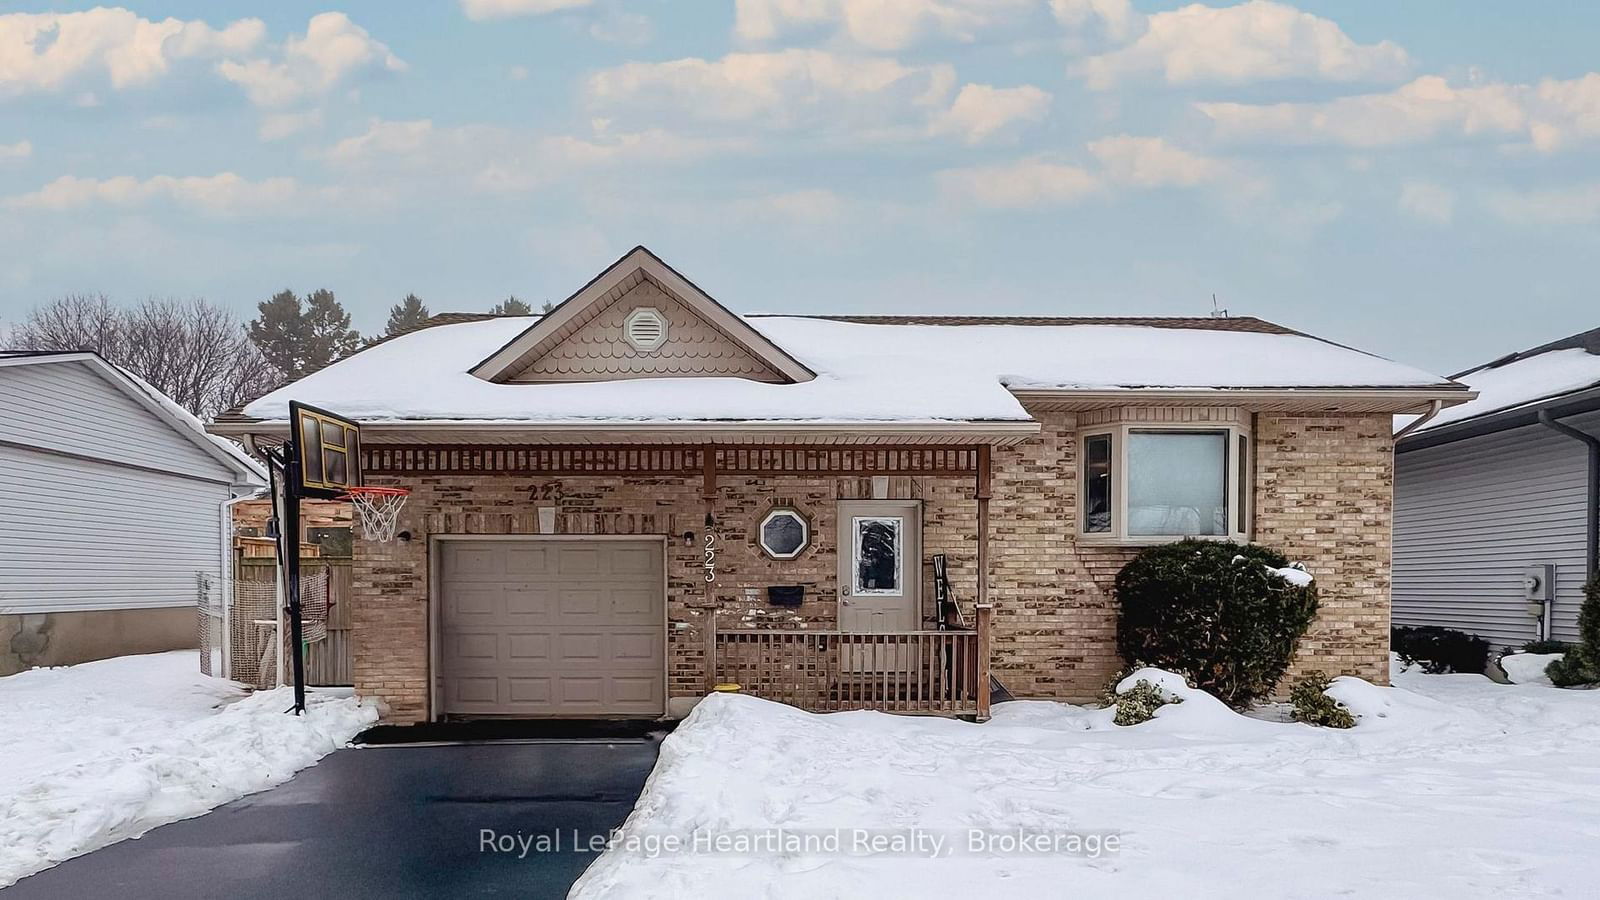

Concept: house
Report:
left=0, top=351, right=265, bottom=675
left=211, top=247, right=1470, bottom=723
left=1394, top=327, right=1600, bottom=647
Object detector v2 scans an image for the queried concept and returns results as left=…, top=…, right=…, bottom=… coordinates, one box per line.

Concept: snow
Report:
left=573, top=667, right=1600, bottom=899
left=1405, top=347, right=1600, bottom=434
left=1266, top=564, right=1314, bottom=586
left=0, top=652, right=377, bottom=887
left=1501, top=652, right=1565, bottom=686
left=242, top=316, right=1452, bottom=425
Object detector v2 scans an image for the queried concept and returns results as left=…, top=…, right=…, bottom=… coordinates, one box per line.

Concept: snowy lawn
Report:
left=0, top=651, right=377, bottom=887
left=573, top=663, right=1600, bottom=899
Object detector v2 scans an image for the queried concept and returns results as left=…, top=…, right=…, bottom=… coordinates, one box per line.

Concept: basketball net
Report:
left=343, top=486, right=410, bottom=542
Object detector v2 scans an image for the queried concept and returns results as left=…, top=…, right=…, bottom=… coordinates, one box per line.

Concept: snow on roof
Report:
left=1407, top=347, right=1600, bottom=434
left=241, top=315, right=1453, bottom=426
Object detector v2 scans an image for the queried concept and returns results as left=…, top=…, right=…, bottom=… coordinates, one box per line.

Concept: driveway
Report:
left=6, top=739, right=661, bottom=899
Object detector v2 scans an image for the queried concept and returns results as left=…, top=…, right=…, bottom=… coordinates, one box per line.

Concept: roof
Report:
left=216, top=246, right=1466, bottom=440
left=0, top=351, right=266, bottom=483
left=1400, top=325, right=1600, bottom=443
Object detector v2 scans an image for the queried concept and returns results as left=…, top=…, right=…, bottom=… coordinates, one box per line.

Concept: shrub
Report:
left=1289, top=671, right=1356, bottom=729
left=1115, top=539, right=1318, bottom=708
left=1390, top=625, right=1490, bottom=674
left=1519, top=639, right=1572, bottom=655
left=1545, top=578, right=1600, bottom=687
left=1113, top=679, right=1179, bottom=726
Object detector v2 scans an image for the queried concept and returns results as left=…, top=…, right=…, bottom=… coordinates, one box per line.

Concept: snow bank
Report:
left=0, top=652, right=377, bottom=887
left=243, top=316, right=1451, bottom=425
left=1500, top=652, right=1564, bottom=686
left=575, top=669, right=1600, bottom=899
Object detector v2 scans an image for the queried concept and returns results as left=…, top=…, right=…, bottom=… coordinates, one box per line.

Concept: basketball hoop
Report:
left=341, top=486, right=410, bottom=542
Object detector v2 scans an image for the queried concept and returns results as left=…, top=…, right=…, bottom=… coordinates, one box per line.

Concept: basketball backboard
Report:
left=289, top=401, right=362, bottom=499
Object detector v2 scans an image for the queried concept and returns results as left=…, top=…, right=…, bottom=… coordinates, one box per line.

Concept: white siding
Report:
left=1393, top=414, right=1598, bottom=647
left=0, top=361, right=233, bottom=481
left=0, top=445, right=229, bottom=614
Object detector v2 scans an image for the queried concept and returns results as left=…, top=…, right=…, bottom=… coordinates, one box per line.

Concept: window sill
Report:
left=1077, top=533, right=1249, bottom=548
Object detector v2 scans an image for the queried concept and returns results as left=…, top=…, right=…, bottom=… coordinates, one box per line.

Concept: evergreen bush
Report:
left=1115, top=539, right=1319, bottom=708
left=1289, top=671, right=1356, bottom=728
left=1390, top=625, right=1490, bottom=674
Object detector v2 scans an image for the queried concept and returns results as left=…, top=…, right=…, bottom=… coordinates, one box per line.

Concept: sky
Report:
left=1, top=1, right=1597, bottom=376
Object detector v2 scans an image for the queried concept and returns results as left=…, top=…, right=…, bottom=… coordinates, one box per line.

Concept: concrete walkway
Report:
left=6, top=740, right=660, bottom=899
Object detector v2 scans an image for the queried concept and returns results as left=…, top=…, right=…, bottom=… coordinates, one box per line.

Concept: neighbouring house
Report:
left=210, top=247, right=1470, bottom=723
left=1394, top=327, right=1600, bottom=647
left=0, top=351, right=265, bottom=675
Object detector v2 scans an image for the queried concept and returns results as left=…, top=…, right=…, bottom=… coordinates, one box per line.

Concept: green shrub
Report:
left=1115, top=539, right=1318, bottom=708
left=1577, top=575, right=1600, bottom=670
left=1289, top=671, right=1356, bottom=729
left=1390, top=625, right=1490, bottom=674
left=1113, top=679, right=1179, bottom=726
left=1545, top=655, right=1596, bottom=687
left=1519, top=639, right=1572, bottom=655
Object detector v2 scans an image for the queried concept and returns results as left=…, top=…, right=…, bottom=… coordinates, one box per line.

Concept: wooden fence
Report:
left=234, top=557, right=352, bottom=687
left=712, top=605, right=992, bottom=719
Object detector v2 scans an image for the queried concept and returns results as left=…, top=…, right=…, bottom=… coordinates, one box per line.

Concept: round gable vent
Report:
left=624, top=307, right=669, bottom=352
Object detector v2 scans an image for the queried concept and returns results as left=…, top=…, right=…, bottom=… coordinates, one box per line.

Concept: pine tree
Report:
left=385, top=293, right=431, bottom=335
left=489, top=295, right=533, bottom=315
left=541, top=300, right=555, bottom=313
left=302, top=288, right=361, bottom=373
left=249, top=289, right=307, bottom=377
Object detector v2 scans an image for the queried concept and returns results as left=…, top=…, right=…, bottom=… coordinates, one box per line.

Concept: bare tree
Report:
left=10, top=295, right=283, bottom=420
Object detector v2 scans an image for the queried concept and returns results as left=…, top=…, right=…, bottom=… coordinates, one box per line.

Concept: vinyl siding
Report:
left=0, top=444, right=229, bottom=613
left=0, top=360, right=233, bottom=482
left=1394, top=413, right=1598, bottom=647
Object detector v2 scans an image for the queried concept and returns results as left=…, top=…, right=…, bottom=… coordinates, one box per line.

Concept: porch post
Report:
left=975, top=603, right=993, bottom=721
left=975, top=445, right=991, bottom=609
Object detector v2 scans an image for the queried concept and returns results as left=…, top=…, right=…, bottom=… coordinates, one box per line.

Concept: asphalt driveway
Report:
left=5, top=739, right=661, bottom=899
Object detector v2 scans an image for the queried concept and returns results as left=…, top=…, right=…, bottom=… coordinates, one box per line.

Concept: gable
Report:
left=507, top=276, right=786, bottom=383
left=472, top=246, right=816, bottom=385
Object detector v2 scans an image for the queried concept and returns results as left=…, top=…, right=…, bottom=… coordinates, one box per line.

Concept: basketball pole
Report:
left=264, top=442, right=309, bottom=716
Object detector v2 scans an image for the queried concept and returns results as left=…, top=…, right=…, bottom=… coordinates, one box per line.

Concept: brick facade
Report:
left=351, top=407, right=1393, bottom=723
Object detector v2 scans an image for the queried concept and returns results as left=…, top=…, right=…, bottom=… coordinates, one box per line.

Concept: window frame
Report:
left=1077, top=422, right=1252, bottom=545
left=757, top=507, right=811, bottom=560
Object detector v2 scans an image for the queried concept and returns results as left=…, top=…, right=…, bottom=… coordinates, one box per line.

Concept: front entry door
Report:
left=837, top=500, right=922, bottom=634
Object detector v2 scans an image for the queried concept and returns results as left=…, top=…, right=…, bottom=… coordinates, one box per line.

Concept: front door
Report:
left=837, top=500, right=922, bottom=634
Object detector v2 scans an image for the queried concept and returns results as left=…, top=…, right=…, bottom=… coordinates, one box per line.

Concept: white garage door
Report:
left=437, top=539, right=665, bottom=717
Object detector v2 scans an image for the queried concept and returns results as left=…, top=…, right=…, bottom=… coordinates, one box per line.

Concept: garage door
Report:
left=437, top=539, right=665, bottom=717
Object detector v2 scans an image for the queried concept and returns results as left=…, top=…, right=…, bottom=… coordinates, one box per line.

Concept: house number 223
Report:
left=702, top=532, right=718, bottom=583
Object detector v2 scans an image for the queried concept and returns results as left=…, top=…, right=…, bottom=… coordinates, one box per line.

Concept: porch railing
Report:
left=710, top=604, right=992, bottom=719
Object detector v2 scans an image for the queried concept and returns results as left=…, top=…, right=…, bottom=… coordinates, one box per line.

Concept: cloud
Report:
left=938, top=157, right=1102, bottom=209
left=1087, top=134, right=1228, bottom=187
left=258, top=109, right=324, bottom=141
left=0, top=139, right=31, bottom=161
left=931, top=83, right=1051, bottom=144
left=1397, top=181, right=1454, bottom=225
left=1078, top=0, right=1410, bottom=90
left=1200, top=73, right=1600, bottom=152
left=1049, top=0, right=1138, bottom=42
left=586, top=49, right=1045, bottom=144
left=217, top=12, right=405, bottom=108
left=0, top=7, right=264, bottom=98
left=322, top=118, right=747, bottom=193
left=590, top=10, right=654, bottom=44
left=4, top=173, right=322, bottom=217
left=736, top=188, right=848, bottom=225
left=734, top=0, right=1039, bottom=51
left=1486, top=183, right=1600, bottom=226
left=459, top=0, right=594, bottom=21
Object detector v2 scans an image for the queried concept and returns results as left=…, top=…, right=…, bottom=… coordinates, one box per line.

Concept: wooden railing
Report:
left=712, top=605, right=992, bottom=719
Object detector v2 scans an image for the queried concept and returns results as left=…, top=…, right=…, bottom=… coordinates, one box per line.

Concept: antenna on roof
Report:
left=1210, top=294, right=1229, bottom=319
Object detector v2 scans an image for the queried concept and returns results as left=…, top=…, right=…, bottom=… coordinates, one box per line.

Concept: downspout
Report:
left=1537, top=410, right=1600, bottom=582
left=1393, top=400, right=1445, bottom=442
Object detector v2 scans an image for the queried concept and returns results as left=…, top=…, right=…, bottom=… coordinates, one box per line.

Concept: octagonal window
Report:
left=759, top=508, right=809, bottom=560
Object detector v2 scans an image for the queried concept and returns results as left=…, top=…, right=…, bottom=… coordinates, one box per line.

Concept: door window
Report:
left=853, top=516, right=903, bottom=595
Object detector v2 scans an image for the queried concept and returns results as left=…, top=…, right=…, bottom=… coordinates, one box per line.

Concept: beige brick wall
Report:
left=352, top=409, right=1394, bottom=722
